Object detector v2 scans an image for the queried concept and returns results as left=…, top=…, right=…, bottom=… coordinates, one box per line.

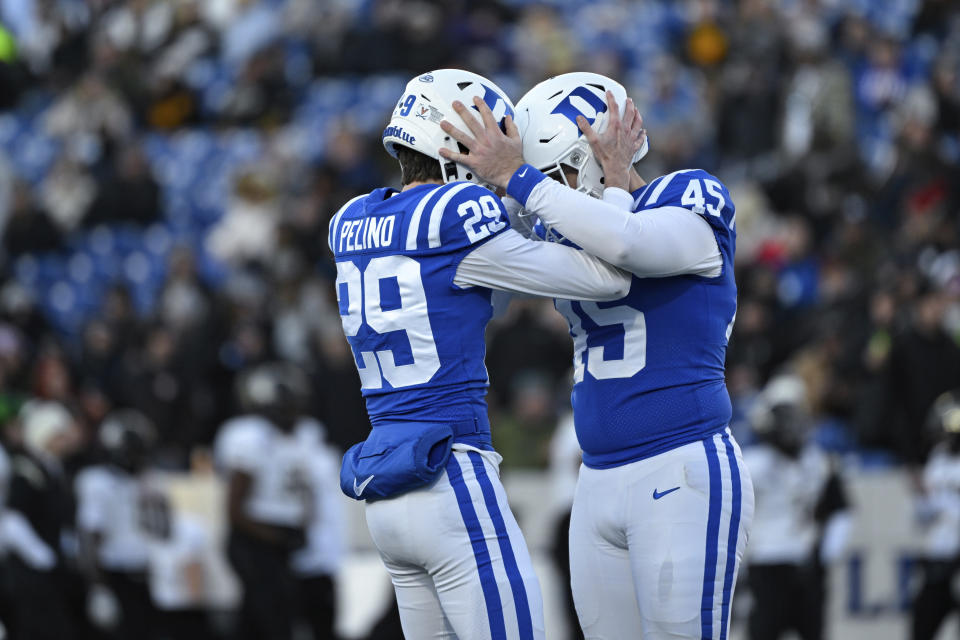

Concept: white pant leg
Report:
left=366, top=448, right=545, bottom=640
left=569, top=430, right=754, bottom=640
left=381, top=558, right=457, bottom=640
left=569, top=478, right=644, bottom=639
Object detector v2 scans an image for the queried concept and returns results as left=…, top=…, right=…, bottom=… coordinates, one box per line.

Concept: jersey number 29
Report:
left=337, top=256, right=440, bottom=389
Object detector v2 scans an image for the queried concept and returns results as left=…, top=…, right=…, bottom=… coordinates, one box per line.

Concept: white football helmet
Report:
left=382, top=69, right=515, bottom=185
left=514, top=72, right=648, bottom=199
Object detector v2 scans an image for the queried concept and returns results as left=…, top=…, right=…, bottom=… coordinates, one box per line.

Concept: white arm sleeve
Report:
left=454, top=229, right=631, bottom=301
left=501, top=196, right=537, bottom=239
left=819, top=512, right=853, bottom=564
left=0, top=510, right=57, bottom=570
left=525, top=180, right=723, bottom=278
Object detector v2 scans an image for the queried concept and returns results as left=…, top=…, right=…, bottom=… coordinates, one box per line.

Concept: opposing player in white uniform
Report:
left=440, top=72, right=755, bottom=639
left=291, top=417, right=345, bottom=640
left=76, top=409, right=161, bottom=638
left=742, top=376, right=850, bottom=640
left=213, top=363, right=316, bottom=640
left=913, top=391, right=960, bottom=640
left=329, top=69, right=631, bottom=640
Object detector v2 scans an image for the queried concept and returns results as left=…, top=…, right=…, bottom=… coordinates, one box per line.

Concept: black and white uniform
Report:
left=741, top=443, right=848, bottom=640
left=4, top=448, right=77, bottom=640
left=913, top=443, right=960, bottom=640
left=290, top=418, right=345, bottom=640
left=76, top=464, right=159, bottom=639
left=147, top=513, right=212, bottom=640
left=214, top=414, right=314, bottom=640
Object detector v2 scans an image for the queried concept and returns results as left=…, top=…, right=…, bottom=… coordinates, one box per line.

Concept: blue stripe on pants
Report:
left=468, top=451, right=534, bottom=640
left=719, top=434, right=742, bottom=640
left=447, top=454, right=507, bottom=640
left=701, top=435, right=723, bottom=640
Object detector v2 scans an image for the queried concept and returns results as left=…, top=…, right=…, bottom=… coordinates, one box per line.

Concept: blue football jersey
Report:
left=555, top=169, right=738, bottom=469
left=328, top=181, right=510, bottom=448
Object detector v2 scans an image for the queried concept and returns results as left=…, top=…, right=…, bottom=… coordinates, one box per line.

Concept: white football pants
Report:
left=366, top=447, right=545, bottom=640
left=570, top=429, right=754, bottom=639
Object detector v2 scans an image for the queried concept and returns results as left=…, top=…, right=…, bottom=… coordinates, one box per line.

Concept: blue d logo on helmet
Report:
left=550, top=86, right=608, bottom=136
left=471, top=84, right=515, bottom=124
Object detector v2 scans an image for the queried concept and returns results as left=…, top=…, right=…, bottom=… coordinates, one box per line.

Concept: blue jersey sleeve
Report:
left=404, top=182, right=511, bottom=256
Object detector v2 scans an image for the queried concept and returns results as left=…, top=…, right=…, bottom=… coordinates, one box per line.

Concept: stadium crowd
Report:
left=0, top=0, right=958, bottom=638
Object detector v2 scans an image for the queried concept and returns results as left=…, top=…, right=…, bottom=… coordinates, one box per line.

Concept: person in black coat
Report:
left=4, top=401, right=81, bottom=640
left=884, top=285, right=960, bottom=465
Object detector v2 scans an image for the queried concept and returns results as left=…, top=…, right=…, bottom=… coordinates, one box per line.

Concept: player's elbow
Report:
left=600, top=272, right=632, bottom=300
left=606, top=239, right=635, bottom=272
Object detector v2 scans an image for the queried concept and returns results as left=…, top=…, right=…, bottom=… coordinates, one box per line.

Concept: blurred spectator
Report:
left=644, top=55, right=711, bottom=169
left=83, top=144, right=162, bottom=228
left=0, top=22, right=27, bottom=110
left=3, top=401, right=81, bottom=640
left=780, top=16, right=855, bottom=160
left=44, top=73, right=133, bottom=150
left=511, top=5, right=577, bottom=82
left=883, top=284, right=960, bottom=464
left=486, top=301, right=572, bottom=412
left=0, top=435, right=11, bottom=634
left=2, top=180, right=62, bottom=257
left=30, top=344, right=74, bottom=404
left=39, top=156, right=97, bottom=232
left=716, top=0, right=783, bottom=163
left=547, top=413, right=585, bottom=640
left=206, top=171, right=280, bottom=266
left=311, top=329, right=369, bottom=453
left=159, top=246, right=213, bottom=332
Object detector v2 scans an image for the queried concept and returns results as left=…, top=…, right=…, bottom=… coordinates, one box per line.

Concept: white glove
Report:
left=87, top=583, right=121, bottom=630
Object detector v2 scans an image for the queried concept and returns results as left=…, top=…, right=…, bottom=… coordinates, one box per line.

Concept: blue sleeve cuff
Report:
left=505, top=164, right=548, bottom=207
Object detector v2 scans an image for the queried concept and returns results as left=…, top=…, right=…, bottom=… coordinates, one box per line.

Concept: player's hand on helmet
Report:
left=439, top=96, right=524, bottom=189
left=577, top=90, right=646, bottom=192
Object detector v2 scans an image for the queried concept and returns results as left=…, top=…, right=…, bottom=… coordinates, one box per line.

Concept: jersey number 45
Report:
left=556, top=300, right=647, bottom=383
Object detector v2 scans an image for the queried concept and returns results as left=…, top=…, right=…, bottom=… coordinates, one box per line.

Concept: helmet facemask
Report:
left=512, top=72, right=640, bottom=242
left=517, top=138, right=603, bottom=243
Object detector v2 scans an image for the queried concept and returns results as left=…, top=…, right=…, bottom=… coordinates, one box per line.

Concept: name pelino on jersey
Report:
left=335, top=70, right=521, bottom=501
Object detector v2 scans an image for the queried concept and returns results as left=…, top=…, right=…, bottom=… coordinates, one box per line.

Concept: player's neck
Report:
left=629, top=170, right=647, bottom=192
left=401, top=180, right=444, bottom=192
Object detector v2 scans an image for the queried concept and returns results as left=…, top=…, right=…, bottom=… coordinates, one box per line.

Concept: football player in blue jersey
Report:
left=440, top=72, right=755, bottom=640
left=328, top=69, right=633, bottom=640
